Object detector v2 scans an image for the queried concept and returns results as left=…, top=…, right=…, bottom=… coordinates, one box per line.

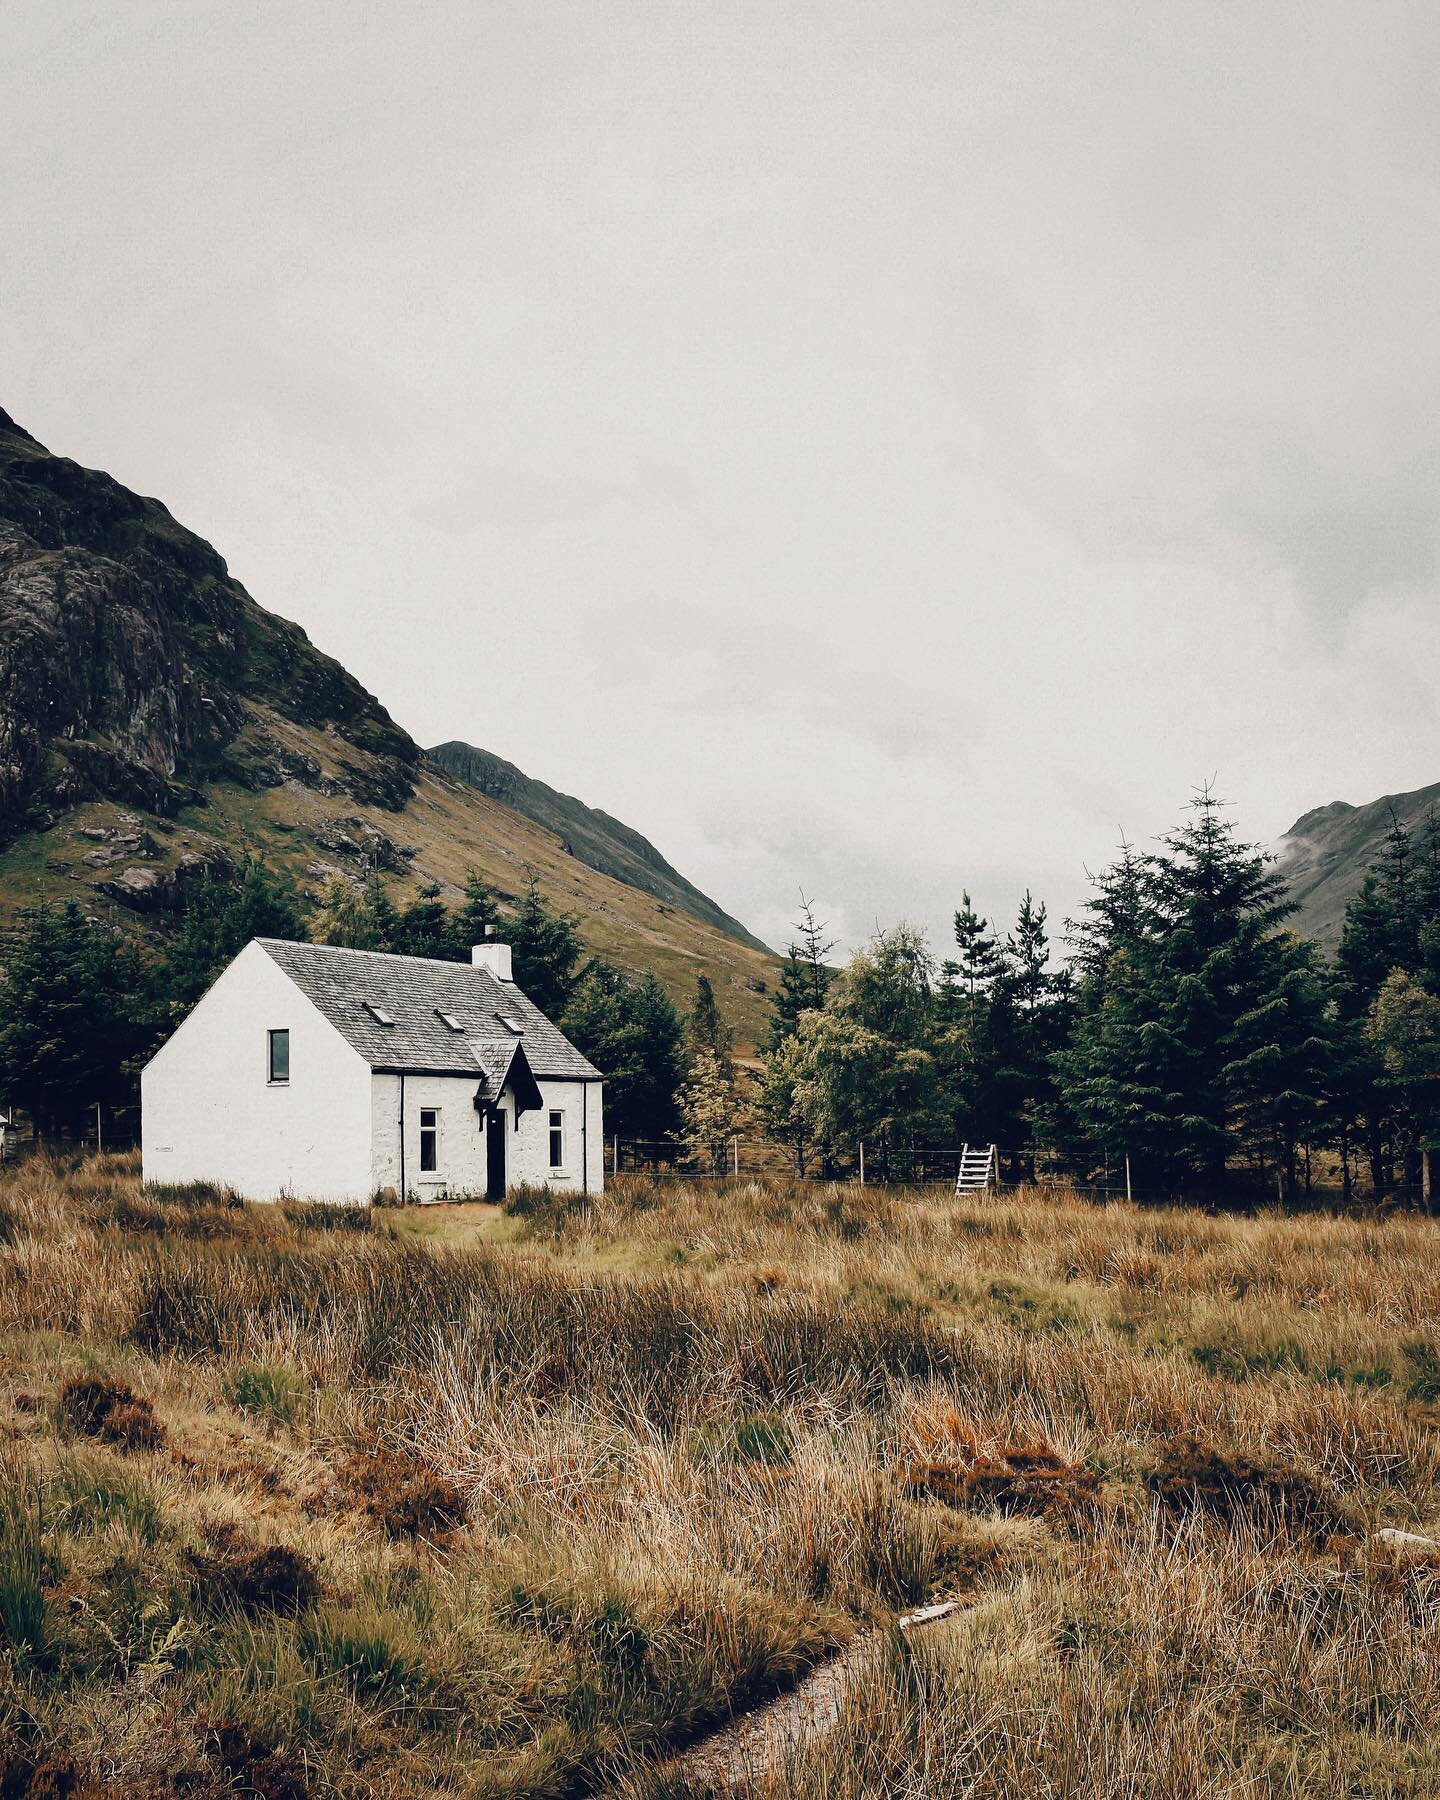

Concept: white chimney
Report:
left=471, top=927, right=513, bottom=982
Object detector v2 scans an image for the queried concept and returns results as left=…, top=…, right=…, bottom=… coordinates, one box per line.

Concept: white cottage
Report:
left=141, top=937, right=603, bottom=1203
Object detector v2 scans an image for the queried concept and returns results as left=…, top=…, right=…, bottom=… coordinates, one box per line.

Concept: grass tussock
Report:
left=1, top=1151, right=1439, bottom=1794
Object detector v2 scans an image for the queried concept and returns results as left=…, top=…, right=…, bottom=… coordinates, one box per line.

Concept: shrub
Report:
left=224, top=1362, right=305, bottom=1430
left=189, top=1526, right=319, bottom=1617
left=206, top=1719, right=309, bottom=1800
left=1143, top=1435, right=1351, bottom=1545
left=58, top=1376, right=166, bottom=1452
left=900, top=1440, right=1102, bottom=1526
left=342, top=1449, right=467, bottom=1539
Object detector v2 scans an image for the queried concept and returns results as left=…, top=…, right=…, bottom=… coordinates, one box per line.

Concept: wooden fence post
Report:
left=858, top=1141, right=865, bottom=1186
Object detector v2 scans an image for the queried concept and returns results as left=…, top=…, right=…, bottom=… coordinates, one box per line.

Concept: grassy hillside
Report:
left=3, top=1156, right=1440, bottom=1795
left=1279, top=778, right=1440, bottom=950
left=430, top=740, right=769, bottom=953
left=0, top=725, right=780, bottom=1053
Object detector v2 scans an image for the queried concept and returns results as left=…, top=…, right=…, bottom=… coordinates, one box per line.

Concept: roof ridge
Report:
left=256, top=937, right=506, bottom=975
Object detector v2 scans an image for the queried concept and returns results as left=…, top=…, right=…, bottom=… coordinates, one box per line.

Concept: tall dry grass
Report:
left=1, top=1152, right=1438, bottom=1796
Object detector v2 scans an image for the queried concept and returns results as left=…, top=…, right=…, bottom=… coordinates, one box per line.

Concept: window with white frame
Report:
left=267, top=1029, right=289, bottom=1084
left=419, top=1107, right=440, bottom=1174
left=548, top=1108, right=565, bottom=1169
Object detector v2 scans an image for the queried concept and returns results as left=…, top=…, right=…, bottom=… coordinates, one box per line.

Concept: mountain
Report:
left=429, top=740, right=768, bottom=952
left=1277, top=778, right=1440, bottom=950
left=0, top=409, right=779, bottom=1047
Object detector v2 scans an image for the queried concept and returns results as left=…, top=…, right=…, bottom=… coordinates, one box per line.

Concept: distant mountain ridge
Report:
left=1278, top=777, right=1440, bottom=949
left=429, top=741, right=768, bottom=952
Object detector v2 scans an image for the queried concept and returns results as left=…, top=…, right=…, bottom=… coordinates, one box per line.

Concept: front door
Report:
left=486, top=1107, right=507, bottom=1201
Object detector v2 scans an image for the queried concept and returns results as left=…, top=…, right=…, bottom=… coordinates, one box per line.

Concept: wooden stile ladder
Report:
left=955, top=1143, right=998, bottom=1194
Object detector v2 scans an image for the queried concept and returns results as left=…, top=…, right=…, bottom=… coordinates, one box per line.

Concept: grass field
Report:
left=2, top=1157, right=1439, bottom=1797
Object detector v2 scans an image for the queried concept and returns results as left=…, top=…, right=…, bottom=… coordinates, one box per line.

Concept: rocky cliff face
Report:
left=0, top=407, right=419, bottom=843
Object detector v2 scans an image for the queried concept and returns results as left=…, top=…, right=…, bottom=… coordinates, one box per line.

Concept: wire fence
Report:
left=604, top=1137, right=1139, bottom=1192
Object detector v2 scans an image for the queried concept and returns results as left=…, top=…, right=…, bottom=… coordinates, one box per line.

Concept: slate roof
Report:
left=256, top=940, right=601, bottom=1080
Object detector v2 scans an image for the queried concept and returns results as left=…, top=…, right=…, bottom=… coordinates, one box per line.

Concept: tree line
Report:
left=3, top=788, right=1437, bottom=1204
left=756, top=789, right=1440, bottom=1204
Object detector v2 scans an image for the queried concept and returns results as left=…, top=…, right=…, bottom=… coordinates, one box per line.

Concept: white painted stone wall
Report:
left=370, top=1071, right=489, bottom=1200
left=513, top=1077, right=605, bottom=1193
left=142, top=941, right=372, bottom=1202
left=370, top=1071, right=604, bottom=1199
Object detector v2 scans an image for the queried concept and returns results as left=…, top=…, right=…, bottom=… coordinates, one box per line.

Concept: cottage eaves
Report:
left=255, top=939, right=601, bottom=1080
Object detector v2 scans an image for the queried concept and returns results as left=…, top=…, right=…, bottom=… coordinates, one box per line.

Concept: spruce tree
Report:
left=167, top=856, right=305, bottom=1005
left=0, top=902, right=155, bottom=1139
left=446, top=871, right=500, bottom=960
left=764, top=894, right=835, bottom=1051
left=509, top=875, right=583, bottom=1017
left=1059, top=790, right=1338, bottom=1199
left=393, top=882, right=450, bottom=960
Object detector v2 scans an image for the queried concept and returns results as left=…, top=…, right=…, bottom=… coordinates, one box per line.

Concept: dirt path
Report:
left=650, top=1594, right=970, bottom=1792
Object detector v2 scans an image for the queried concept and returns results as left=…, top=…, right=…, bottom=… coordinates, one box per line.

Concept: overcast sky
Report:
left=4, top=2, right=1438, bottom=955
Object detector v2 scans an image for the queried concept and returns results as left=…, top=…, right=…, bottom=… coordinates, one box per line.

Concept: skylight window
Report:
left=435, top=1009, right=464, bottom=1033
left=497, top=1013, right=524, bottom=1035
left=362, top=1001, right=395, bottom=1026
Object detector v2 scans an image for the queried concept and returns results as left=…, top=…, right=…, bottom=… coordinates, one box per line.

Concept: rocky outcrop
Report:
left=95, top=845, right=235, bottom=913
left=0, top=407, right=421, bottom=845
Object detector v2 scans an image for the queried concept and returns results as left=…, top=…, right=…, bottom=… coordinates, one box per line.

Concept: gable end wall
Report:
left=142, top=942, right=373, bottom=1202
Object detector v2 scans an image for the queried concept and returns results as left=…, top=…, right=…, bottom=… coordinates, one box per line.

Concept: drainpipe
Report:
left=398, top=1073, right=406, bottom=1202
left=581, top=1081, right=589, bottom=1196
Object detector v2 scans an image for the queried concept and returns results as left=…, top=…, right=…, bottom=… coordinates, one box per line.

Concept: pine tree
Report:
left=938, top=892, right=1006, bottom=1146
left=362, top=872, right=402, bottom=953
left=0, top=902, right=156, bottom=1139
left=949, top=892, right=1000, bottom=1042
left=999, top=890, right=1071, bottom=1169
left=167, top=856, right=305, bottom=1005
left=392, top=882, right=450, bottom=960
left=509, top=875, right=583, bottom=1018
left=561, top=961, right=686, bottom=1143
left=446, top=871, right=500, bottom=961
left=631, top=973, right=687, bottom=1142
left=1058, top=789, right=1339, bottom=1199
left=765, top=893, right=836, bottom=1052
left=1380, top=811, right=1419, bottom=970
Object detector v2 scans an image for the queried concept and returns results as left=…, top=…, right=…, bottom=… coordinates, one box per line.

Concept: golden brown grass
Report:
left=2, top=1155, right=1438, bottom=1796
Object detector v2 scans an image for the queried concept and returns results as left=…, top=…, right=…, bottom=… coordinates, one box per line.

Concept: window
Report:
left=363, top=1001, right=395, bottom=1026
left=419, top=1108, right=439, bottom=1174
left=268, top=1029, right=290, bottom=1084
left=435, top=1009, right=464, bottom=1033
left=548, top=1109, right=565, bottom=1169
left=497, top=1013, right=524, bottom=1035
